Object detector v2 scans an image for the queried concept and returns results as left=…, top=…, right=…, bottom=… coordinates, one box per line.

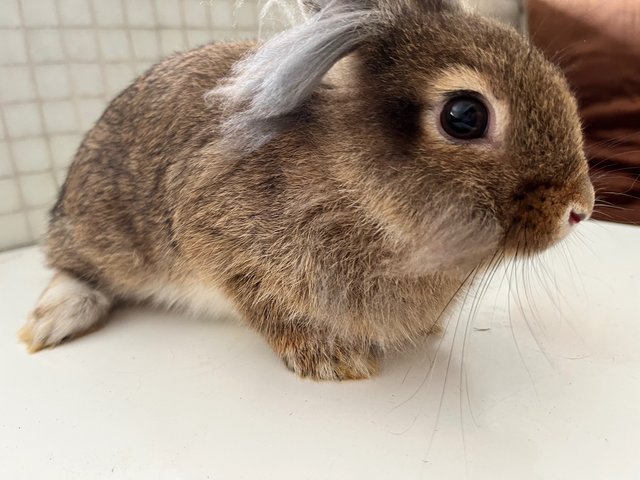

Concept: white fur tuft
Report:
left=209, top=1, right=383, bottom=153
left=20, top=272, right=112, bottom=351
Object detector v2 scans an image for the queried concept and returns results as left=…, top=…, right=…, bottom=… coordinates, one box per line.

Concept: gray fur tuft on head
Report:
left=207, top=0, right=384, bottom=153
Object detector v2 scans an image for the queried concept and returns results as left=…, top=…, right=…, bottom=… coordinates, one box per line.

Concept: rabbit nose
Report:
left=569, top=209, right=586, bottom=225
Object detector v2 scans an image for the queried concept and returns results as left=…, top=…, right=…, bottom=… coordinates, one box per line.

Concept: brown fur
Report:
left=21, top=5, right=594, bottom=380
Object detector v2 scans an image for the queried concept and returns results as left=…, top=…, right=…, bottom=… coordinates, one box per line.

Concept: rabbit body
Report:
left=21, top=1, right=594, bottom=380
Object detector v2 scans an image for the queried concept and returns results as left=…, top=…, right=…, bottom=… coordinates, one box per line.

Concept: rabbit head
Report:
left=211, top=0, right=594, bottom=274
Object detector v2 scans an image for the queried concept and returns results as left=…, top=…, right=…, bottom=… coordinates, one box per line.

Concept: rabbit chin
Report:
left=385, top=226, right=503, bottom=277
left=397, top=219, right=573, bottom=277
left=394, top=244, right=501, bottom=277
left=503, top=222, right=575, bottom=259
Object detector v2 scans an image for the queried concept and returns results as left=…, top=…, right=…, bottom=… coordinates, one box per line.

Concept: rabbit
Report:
left=19, top=0, right=594, bottom=380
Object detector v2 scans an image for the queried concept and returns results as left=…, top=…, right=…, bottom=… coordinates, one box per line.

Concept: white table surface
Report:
left=1, top=220, right=639, bottom=480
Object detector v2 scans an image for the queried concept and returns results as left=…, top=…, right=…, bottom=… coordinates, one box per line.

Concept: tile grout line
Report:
left=2, top=92, right=124, bottom=108
left=11, top=1, right=55, bottom=242
left=86, top=0, right=112, bottom=104
left=53, top=0, right=85, bottom=188
left=0, top=107, right=31, bottom=241
left=205, top=0, right=214, bottom=37
left=149, top=0, right=163, bottom=64
left=120, top=0, right=141, bottom=78
left=179, top=0, right=189, bottom=49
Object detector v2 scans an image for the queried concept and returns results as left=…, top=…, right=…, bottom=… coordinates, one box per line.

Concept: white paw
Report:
left=19, top=272, right=111, bottom=352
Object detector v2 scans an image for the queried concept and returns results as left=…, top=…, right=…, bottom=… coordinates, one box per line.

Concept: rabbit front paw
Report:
left=266, top=324, right=382, bottom=381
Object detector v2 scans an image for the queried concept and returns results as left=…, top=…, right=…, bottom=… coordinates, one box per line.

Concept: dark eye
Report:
left=439, top=95, right=489, bottom=140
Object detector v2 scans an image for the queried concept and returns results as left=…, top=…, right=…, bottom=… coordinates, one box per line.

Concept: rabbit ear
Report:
left=208, top=1, right=383, bottom=153
left=297, top=0, right=373, bottom=14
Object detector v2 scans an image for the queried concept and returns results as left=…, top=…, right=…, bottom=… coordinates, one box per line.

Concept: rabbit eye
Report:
left=439, top=95, right=488, bottom=140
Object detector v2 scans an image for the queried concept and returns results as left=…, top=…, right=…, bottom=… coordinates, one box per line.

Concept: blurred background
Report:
left=529, top=0, right=640, bottom=226
left=15, top=1, right=635, bottom=252
left=0, top=0, right=265, bottom=251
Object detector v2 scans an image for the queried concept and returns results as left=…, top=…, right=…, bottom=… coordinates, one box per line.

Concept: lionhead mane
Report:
left=207, top=0, right=457, bottom=153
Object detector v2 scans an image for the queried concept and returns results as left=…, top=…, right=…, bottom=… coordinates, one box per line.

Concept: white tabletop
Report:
left=1, top=220, right=639, bottom=480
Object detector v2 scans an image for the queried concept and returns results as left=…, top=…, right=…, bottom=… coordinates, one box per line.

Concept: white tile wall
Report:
left=41, top=101, right=78, bottom=133
left=49, top=134, right=81, bottom=169
left=160, top=29, right=186, bottom=55
left=124, top=0, right=157, bottom=28
left=21, top=0, right=59, bottom=27
left=0, top=179, right=21, bottom=213
left=98, top=29, right=133, bottom=61
left=0, top=29, right=27, bottom=64
left=211, top=1, right=234, bottom=28
left=0, top=0, right=263, bottom=251
left=0, top=0, right=21, bottom=27
left=63, top=29, right=100, bottom=61
left=34, top=65, right=72, bottom=99
left=131, top=30, right=161, bottom=60
left=19, top=172, right=58, bottom=208
left=155, top=0, right=182, bottom=27
left=0, top=0, right=523, bottom=252
left=69, top=64, right=104, bottom=96
left=77, top=98, right=104, bottom=130
left=104, top=63, right=136, bottom=96
left=0, top=67, right=35, bottom=103
left=92, top=0, right=124, bottom=26
left=0, top=213, right=31, bottom=248
left=58, top=0, right=93, bottom=26
left=11, top=138, right=51, bottom=173
left=3, top=103, right=42, bottom=137
left=0, top=143, right=13, bottom=177
left=27, top=29, right=65, bottom=63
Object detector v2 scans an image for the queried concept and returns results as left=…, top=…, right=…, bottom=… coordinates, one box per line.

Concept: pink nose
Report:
left=569, top=210, right=586, bottom=225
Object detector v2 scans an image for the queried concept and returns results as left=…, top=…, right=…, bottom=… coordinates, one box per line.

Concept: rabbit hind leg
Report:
left=19, top=270, right=113, bottom=353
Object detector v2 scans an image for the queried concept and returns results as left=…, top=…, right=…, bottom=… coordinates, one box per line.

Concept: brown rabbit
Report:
left=20, top=0, right=594, bottom=380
